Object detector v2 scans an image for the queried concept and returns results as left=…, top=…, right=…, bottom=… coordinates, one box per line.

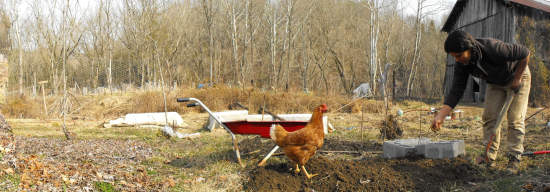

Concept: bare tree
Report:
left=224, top=0, right=244, bottom=85
left=265, top=3, right=282, bottom=88
left=2, top=0, right=24, bottom=95
left=365, top=0, right=381, bottom=95
left=3, top=0, right=466, bottom=102
left=406, top=0, right=439, bottom=97
left=0, top=4, right=10, bottom=55
left=202, top=0, right=215, bottom=85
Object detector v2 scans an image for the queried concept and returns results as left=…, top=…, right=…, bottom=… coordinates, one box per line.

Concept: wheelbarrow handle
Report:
left=187, top=103, right=200, bottom=107
left=177, top=98, right=191, bottom=102
left=522, top=150, right=550, bottom=156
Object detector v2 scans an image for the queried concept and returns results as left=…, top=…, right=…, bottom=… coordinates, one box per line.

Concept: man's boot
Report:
left=476, top=155, right=496, bottom=168
left=506, top=154, right=520, bottom=174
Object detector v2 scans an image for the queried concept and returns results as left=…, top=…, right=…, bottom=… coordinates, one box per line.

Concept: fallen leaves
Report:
left=10, top=136, right=168, bottom=191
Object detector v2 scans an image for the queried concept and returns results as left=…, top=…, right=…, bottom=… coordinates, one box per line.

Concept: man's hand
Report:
left=510, top=79, right=522, bottom=94
left=431, top=105, right=452, bottom=132
left=510, top=52, right=528, bottom=94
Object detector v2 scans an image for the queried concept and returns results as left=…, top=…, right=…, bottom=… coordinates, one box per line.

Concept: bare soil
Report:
left=241, top=137, right=486, bottom=192
left=245, top=157, right=485, bottom=192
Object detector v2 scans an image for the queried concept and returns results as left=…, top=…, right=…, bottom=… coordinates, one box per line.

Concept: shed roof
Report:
left=442, top=0, right=550, bottom=32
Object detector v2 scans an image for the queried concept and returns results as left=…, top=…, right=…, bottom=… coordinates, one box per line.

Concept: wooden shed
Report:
left=441, top=0, right=550, bottom=103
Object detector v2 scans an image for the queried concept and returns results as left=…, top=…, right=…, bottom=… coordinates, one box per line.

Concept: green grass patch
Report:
left=490, top=177, right=524, bottom=192
left=0, top=173, right=20, bottom=190
left=94, top=181, right=116, bottom=192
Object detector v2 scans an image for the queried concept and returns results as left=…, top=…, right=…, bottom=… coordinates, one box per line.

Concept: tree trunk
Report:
left=230, top=0, right=239, bottom=85
left=406, top=0, right=423, bottom=98
left=270, top=9, right=277, bottom=88
left=369, top=0, right=379, bottom=96
left=284, top=0, right=293, bottom=91
left=15, top=23, right=23, bottom=95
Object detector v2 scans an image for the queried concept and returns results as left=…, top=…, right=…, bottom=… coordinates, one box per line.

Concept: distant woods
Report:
left=0, top=0, right=448, bottom=99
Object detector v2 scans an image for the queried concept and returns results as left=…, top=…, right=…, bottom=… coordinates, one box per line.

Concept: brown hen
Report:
left=269, top=104, right=327, bottom=179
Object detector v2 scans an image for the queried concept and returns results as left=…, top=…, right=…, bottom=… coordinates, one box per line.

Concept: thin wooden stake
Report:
left=39, top=81, right=48, bottom=117
left=262, top=93, right=266, bottom=120
left=361, top=100, right=364, bottom=142
left=418, top=111, right=421, bottom=141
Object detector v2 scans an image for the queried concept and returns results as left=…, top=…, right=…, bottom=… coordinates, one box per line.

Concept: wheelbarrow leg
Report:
left=178, top=98, right=245, bottom=167
left=258, top=145, right=279, bottom=166
left=230, top=134, right=244, bottom=168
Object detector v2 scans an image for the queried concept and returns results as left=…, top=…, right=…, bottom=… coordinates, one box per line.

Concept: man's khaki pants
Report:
left=483, top=67, right=530, bottom=161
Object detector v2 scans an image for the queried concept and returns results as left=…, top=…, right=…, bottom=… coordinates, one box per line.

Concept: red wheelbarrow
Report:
left=177, top=97, right=313, bottom=167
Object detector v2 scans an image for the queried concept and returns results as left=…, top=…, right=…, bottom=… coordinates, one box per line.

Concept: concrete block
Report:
left=424, top=140, right=465, bottom=159
left=383, top=138, right=431, bottom=159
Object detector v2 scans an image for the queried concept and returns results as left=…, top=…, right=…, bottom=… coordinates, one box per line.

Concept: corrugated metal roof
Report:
left=509, top=0, right=550, bottom=13
left=441, top=0, right=468, bottom=32
left=442, top=0, right=550, bottom=32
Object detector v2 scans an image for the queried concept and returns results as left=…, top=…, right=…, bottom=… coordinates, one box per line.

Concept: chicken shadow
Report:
left=261, top=162, right=294, bottom=174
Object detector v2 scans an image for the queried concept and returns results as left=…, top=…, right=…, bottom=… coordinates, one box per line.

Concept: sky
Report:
left=401, top=0, right=457, bottom=25
left=6, top=0, right=457, bottom=21
left=12, top=0, right=550, bottom=27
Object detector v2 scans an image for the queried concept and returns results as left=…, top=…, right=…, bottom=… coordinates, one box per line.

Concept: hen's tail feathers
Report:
left=270, top=124, right=287, bottom=146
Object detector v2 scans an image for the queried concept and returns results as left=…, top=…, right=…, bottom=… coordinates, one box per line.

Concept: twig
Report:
left=319, top=150, right=361, bottom=154
left=243, top=149, right=261, bottom=155
left=361, top=101, right=364, bottom=142
left=525, top=106, right=549, bottom=121
left=258, top=106, right=286, bottom=121
left=319, top=150, right=383, bottom=154
left=67, top=100, right=94, bottom=115
left=233, top=102, right=249, bottom=110
left=332, top=95, right=366, bottom=113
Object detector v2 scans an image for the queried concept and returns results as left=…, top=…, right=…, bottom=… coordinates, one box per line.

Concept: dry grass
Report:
left=1, top=86, right=391, bottom=121
left=176, top=85, right=388, bottom=114
left=1, top=95, right=42, bottom=118
left=4, top=95, right=549, bottom=191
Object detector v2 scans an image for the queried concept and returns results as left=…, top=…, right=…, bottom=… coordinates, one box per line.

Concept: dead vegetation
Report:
left=379, top=114, right=403, bottom=140
left=1, top=95, right=41, bottom=118
left=0, top=89, right=548, bottom=191
left=1, top=87, right=386, bottom=120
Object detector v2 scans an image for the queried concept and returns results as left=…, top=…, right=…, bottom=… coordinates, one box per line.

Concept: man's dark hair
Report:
left=444, top=30, right=476, bottom=53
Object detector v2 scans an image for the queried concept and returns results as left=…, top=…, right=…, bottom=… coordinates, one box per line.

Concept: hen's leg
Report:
left=300, top=165, right=318, bottom=179
left=294, top=163, right=300, bottom=174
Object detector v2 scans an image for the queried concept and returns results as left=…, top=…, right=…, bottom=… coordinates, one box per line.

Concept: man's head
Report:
left=445, top=30, right=476, bottom=64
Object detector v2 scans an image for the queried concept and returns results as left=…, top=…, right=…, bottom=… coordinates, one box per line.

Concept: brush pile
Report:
left=379, top=114, right=403, bottom=140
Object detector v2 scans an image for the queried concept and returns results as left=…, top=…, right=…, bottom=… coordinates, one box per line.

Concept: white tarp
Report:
left=206, top=112, right=334, bottom=134
left=162, top=126, right=200, bottom=139
left=246, top=114, right=332, bottom=134
left=205, top=110, right=249, bottom=130
left=353, top=83, right=373, bottom=98
left=105, top=112, right=188, bottom=128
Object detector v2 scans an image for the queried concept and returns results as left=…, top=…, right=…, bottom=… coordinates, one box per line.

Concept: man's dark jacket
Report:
left=444, top=38, right=530, bottom=108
